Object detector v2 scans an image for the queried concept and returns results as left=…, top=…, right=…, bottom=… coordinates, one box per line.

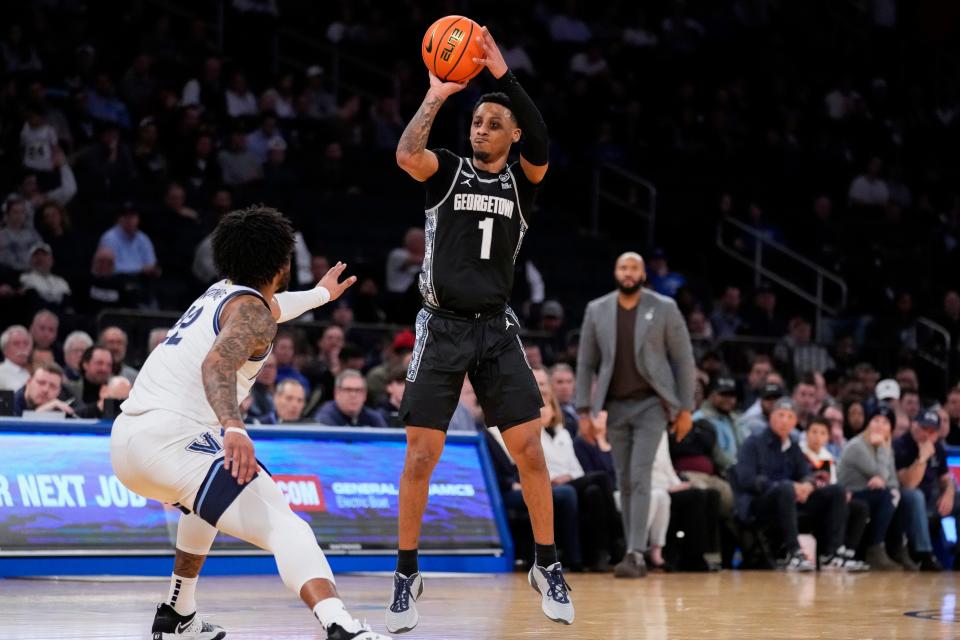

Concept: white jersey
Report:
left=20, top=122, right=57, bottom=172
left=121, top=280, right=273, bottom=426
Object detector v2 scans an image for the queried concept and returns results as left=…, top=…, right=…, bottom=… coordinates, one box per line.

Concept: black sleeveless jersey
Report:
left=419, top=148, right=539, bottom=315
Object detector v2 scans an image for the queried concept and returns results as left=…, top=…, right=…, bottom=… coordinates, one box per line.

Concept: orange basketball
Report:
left=421, top=15, right=484, bottom=83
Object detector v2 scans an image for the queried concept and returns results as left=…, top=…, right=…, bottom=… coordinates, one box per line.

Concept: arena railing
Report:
left=716, top=217, right=848, bottom=343
left=590, top=162, right=657, bottom=249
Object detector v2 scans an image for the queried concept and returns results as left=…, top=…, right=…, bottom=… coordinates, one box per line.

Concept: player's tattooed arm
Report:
left=201, top=297, right=276, bottom=426
left=396, top=73, right=466, bottom=181
left=398, top=94, right=444, bottom=157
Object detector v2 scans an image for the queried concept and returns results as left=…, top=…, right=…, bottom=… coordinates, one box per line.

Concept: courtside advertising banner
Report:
left=0, top=425, right=503, bottom=555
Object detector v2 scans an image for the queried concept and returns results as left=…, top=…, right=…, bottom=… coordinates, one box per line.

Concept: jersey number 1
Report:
left=478, top=218, right=493, bottom=260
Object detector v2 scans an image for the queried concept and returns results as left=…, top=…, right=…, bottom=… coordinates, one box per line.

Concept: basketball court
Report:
left=2, top=571, right=956, bottom=639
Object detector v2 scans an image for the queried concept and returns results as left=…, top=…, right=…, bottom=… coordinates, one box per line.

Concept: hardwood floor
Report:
left=0, top=570, right=957, bottom=639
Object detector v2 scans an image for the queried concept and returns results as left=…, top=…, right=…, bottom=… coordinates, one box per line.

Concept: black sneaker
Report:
left=917, top=553, right=944, bottom=572
left=326, top=621, right=392, bottom=639
left=151, top=603, right=226, bottom=640
left=384, top=572, right=422, bottom=634
left=778, top=550, right=815, bottom=572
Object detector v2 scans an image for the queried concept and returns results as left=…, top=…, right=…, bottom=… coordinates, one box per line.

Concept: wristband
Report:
left=225, top=426, right=251, bottom=439
left=274, top=287, right=331, bottom=322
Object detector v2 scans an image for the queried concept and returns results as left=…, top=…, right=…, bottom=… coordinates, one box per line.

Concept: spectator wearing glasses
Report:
left=314, top=369, right=387, bottom=427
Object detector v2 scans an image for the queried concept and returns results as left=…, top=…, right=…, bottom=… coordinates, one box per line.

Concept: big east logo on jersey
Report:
left=273, top=474, right=326, bottom=512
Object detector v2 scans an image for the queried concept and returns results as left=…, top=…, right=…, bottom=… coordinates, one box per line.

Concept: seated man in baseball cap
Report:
left=892, top=409, right=955, bottom=571
left=732, top=398, right=848, bottom=571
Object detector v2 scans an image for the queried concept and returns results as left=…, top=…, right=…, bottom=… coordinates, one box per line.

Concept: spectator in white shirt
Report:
left=19, top=242, right=71, bottom=307
left=647, top=431, right=687, bottom=569
left=0, top=325, right=32, bottom=391
left=181, top=57, right=224, bottom=113
left=801, top=417, right=839, bottom=485
left=260, top=74, right=296, bottom=119
left=20, top=106, right=57, bottom=173
left=385, top=227, right=424, bottom=294
left=534, top=367, right=622, bottom=570
left=539, top=393, right=585, bottom=483
left=824, top=78, right=862, bottom=120
left=848, top=157, right=890, bottom=207
left=225, top=71, right=258, bottom=118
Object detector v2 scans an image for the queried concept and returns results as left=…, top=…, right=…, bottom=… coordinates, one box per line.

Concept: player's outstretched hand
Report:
left=224, top=423, right=257, bottom=485
left=427, top=72, right=467, bottom=99
left=472, top=26, right=508, bottom=79
left=318, top=261, right=358, bottom=302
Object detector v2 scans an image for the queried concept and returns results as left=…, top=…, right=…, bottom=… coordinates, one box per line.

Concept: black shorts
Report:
left=399, top=306, right=543, bottom=432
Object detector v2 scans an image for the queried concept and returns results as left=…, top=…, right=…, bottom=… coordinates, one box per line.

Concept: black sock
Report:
left=536, top=543, right=558, bottom=567
left=397, top=548, right=419, bottom=576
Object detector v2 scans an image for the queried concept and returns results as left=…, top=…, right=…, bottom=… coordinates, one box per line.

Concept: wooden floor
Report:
left=0, top=571, right=958, bottom=639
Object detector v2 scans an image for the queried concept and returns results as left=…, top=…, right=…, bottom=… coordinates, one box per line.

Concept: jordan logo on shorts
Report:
left=186, top=432, right=223, bottom=456
left=505, top=317, right=514, bottom=331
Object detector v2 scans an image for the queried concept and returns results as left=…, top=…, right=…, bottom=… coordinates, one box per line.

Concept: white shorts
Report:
left=111, top=409, right=254, bottom=524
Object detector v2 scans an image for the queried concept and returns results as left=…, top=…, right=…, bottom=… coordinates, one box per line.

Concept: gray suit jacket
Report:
left=575, top=289, right=696, bottom=416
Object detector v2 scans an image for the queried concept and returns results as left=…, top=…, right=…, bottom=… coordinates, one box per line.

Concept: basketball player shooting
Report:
left=110, top=207, right=392, bottom=640
left=386, top=26, right=574, bottom=632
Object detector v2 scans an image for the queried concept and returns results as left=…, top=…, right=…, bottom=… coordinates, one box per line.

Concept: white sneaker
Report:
left=151, top=603, right=226, bottom=640
left=820, top=546, right=870, bottom=572
left=385, top=572, right=422, bottom=634
left=528, top=562, right=575, bottom=625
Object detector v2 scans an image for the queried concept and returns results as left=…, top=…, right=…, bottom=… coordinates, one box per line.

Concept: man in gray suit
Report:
left=576, top=252, right=696, bottom=578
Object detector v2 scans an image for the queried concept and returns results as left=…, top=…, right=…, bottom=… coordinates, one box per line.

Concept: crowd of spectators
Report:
left=1, top=0, right=960, bottom=574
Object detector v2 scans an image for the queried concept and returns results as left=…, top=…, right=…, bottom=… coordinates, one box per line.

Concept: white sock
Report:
left=167, top=574, right=198, bottom=616
left=313, top=597, right=357, bottom=631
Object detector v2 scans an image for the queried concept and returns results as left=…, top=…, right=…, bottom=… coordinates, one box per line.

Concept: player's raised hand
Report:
left=223, top=421, right=257, bottom=485
left=472, top=26, right=508, bottom=79
left=427, top=72, right=468, bottom=99
left=318, top=261, right=357, bottom=302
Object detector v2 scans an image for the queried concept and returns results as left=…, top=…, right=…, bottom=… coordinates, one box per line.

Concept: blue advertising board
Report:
left=0, top=419, right=513, bottom=575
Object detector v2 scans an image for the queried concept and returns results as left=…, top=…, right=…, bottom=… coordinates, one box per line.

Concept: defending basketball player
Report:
left=386, top=26, right=574, bottom=632
left=110, top=206, right=392, bottom=640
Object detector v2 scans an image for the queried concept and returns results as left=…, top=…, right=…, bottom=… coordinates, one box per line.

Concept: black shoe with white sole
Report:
left=151, top=603, right=226, bottom=640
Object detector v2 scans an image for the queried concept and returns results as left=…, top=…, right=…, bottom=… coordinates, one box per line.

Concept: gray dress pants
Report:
left=606, top=396, right=668, bottom=553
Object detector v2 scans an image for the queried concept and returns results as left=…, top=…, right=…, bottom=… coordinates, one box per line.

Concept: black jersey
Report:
left=419, top=148, right=539, bottom=315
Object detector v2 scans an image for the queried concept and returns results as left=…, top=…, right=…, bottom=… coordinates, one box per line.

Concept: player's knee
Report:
left=511, top=435, right=546, bottom=473
left=403, top=444, right=442, bottom=478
